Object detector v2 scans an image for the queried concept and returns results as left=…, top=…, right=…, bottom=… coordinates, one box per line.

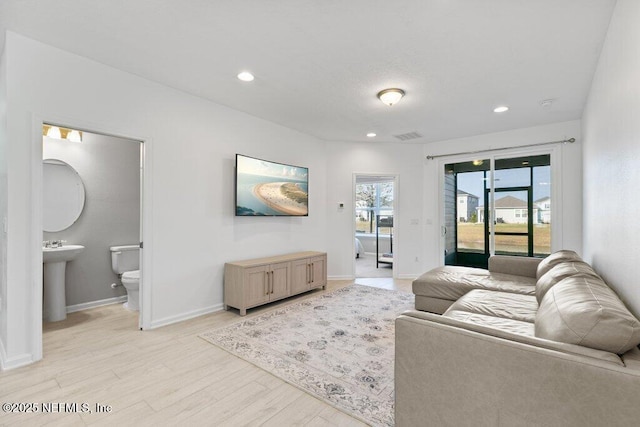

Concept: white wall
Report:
left=582, top=0, right=640, bottom=316
left=325, top=142, right=425, bottom=279
left=0, top=42, right=8, bottom=367
left=422, top=120, right=583, bottom=269
left=2, top=32, right=327, bottom=367
left=43, top=133, right=140, bottom=307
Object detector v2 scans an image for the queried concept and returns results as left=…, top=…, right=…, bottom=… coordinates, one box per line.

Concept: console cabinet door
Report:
left=243, top=265, right=270, bottom=308
left=269, top=261, right=290, bottom=300
left=291, top=259, right=311, bottom=294
left=309, top=255, right=327, bottom=288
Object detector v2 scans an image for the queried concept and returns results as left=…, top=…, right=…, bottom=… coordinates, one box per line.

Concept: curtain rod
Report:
left=425, top=137, right=576, bottom=160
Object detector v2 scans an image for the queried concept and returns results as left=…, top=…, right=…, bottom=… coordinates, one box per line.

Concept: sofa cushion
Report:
left=445, top=289, right=538, bottom=323
left=413, top=266, right=535, bottom=302
left=536, top=275, right=640, bottom=354
left=444, top=310, right=535, bottom=336
left=536, top=250, right=582, bottom=279
left=536, top=261, right=600, bottom=303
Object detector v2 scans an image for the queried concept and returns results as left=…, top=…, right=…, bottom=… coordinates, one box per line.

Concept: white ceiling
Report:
left=0, top=0, right=616, bottom=143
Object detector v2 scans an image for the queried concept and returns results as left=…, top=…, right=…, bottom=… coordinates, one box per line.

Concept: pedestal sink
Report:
left=43, top=245, right=84, bottom=322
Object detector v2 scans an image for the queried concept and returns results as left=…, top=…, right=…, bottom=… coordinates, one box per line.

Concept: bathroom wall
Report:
left=43, top=132, right=140, bottom=308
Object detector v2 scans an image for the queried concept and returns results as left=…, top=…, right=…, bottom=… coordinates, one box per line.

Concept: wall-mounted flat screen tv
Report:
left=235, top=154, right=309, bottom=216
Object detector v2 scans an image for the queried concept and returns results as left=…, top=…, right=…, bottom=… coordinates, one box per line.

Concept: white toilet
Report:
left=110, top=245, right=140, bottom=311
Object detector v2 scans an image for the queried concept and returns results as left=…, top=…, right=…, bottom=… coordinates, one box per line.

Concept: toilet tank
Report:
left=110, top=245, right=140, bottom=274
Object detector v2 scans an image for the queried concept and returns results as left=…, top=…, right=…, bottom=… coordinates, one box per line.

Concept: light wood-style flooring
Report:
left=0, top=279, right=412, bottom=426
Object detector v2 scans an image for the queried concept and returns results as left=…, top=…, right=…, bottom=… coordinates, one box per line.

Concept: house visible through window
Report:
left=445, top=154, right=551, bottom=269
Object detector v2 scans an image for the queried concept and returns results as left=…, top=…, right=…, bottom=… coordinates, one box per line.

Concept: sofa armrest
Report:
left=488, top=255, right=542, bottom=278
left=395, top=312, right=640, bottom=426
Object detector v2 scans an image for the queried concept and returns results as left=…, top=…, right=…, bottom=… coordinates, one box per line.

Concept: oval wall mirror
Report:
left=43, top=159, right=86, bottom=232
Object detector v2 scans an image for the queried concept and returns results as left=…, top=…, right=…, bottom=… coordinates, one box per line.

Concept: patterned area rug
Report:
left=200, top=285, right=414, bottom=426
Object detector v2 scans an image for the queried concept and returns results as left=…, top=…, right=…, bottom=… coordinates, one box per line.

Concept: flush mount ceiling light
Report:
left=493, top=105, right=509, bottom=113
left=472, top=159, right=484, bottom=166
left=237, top=71, right=255, bottom=82
left=377, top=88, right=405, bottom=106
left=366, top=132, right=377, bottom=138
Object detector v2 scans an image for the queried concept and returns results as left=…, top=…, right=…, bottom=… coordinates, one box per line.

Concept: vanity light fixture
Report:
left=67, top=130, right=82, bottom=142
left=46, top=125, right=61, bottom=139
left=377, top=88, right=405, bottom=106
left=42, top=125, right=83, bottom=142
left=493, top=105, right=509, bottom=113
left=237, top=71, right=255, bottom=82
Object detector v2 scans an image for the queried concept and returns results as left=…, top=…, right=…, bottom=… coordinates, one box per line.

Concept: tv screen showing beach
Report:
left=235, top=154, right=309, bottom=216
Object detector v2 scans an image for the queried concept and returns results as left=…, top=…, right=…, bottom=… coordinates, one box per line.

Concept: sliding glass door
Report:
left=445, top=154, right=551, bottom=268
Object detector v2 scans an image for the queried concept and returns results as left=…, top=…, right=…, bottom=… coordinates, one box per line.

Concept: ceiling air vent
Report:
left=393, top=131, right=423, bottom=141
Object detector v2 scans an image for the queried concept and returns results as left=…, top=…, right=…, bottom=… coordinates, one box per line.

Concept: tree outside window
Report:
left=355, top=181, right=393, bottom=234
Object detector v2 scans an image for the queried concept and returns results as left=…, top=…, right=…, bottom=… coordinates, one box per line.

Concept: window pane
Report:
left=495, top=235, right=528, bottom=256
left=457, top=223, right=484, bottom=252
left=493, top=190, right=528, bottom=233
left=379, top=182, right=394, bottom=208
left=355, top=184, right=375, bottom=209
left=493, top=166, right=530, bottom=188
left=354, top=181, right=394, bottom=234
left=456, top=170, right=485, bottom=252
left=533, top=224, right=551, bottom=257
left=355, top=209, right=374, bottom=233
left=533, top=165, right=551, bottom=256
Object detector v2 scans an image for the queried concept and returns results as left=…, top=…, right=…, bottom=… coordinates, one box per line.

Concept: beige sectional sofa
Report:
left=396, top=251, right=640, bottom=426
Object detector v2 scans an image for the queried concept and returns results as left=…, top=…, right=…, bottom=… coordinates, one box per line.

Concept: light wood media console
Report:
left=224, top=251, right=327, bottom=316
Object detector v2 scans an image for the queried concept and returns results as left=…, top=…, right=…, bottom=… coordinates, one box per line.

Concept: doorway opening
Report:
left=444, top=154, right=551, bottom=269
left=354, top=175, right=396, bottom=278
left=41, top=124, right=144, bottom=339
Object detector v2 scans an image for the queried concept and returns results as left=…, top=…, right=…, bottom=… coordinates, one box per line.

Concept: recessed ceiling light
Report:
left=237, top=71, right=255, bottom=82
left=493, top=106, right=509, bottom=113
left=366, top=132, right=377, bottom=138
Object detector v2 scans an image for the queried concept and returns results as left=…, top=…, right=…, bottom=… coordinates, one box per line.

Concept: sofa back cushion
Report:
left=535, top=261, right=600, bottom=303
left=536, top=275, right=640, bottom=354
left=536, top=250, right=582, bottom=280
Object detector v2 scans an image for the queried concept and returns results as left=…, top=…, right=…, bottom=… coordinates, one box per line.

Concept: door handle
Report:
left=265, top=271, right=269, bottom=295
left=269, top=271, right=273, bottom=294
left=311, top=263, right=314, bottom=283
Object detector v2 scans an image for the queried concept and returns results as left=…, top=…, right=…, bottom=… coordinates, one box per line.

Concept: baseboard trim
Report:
left=328, top=275, right=355, bottom=280
left=0, top=339, right=34, bottom=371
left=148, top=303, right=224, bottom=330
left=66, top=295, right=128, bottom=314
